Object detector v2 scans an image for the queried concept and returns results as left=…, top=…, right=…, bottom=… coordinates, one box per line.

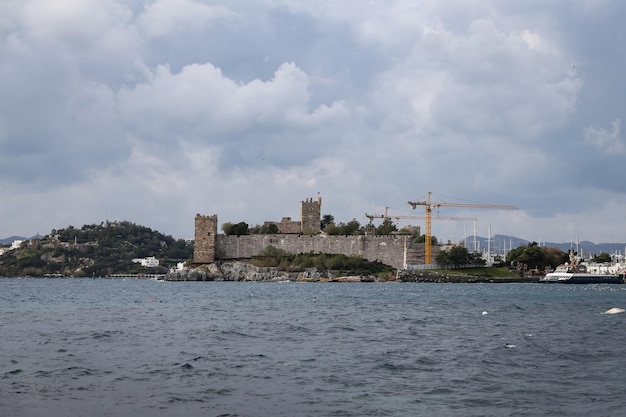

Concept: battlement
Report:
left=193, top=214, right=217, bottom=264
left=300, top=196, right=322, bottom=234
left=193, top=197, right=425, bottom=268
left=255, top=196, right=322, bottom=235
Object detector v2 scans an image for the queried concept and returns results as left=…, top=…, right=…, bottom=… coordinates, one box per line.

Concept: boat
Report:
left=540, top=263, right=623, bottom=284
left=540, top=249, right=624, bottom=284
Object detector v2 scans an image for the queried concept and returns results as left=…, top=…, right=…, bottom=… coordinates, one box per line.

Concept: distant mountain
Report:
left=464, top=234, right=626, bottom=257
left=0, top=234, right=44, bottom=245
left=0, top=236, right=28, bottom=245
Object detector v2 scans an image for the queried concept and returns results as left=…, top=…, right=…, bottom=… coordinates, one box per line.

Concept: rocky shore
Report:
left=165, top=261, right=538, bottom=283
left=397, top=270, right=540, bottom=283
left=164, top=261, right=378, bottom=282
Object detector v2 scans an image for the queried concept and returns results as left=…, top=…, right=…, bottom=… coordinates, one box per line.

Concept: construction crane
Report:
left=365, top=207, right=477, bottom=252
left=408, top=192, right=518, bottom=265
left=365, top=207, right=476, bottom=225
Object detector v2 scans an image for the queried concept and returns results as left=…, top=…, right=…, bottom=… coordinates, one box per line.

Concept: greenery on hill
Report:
left=224, top=214, right=436, bottom=244
left=0, top=221, right=193, bottom=277
left=435, top=246, right=486, bottom=268
left=250, top=245, right=394, bottom=278
left=506, top=242, right=569, bottom=272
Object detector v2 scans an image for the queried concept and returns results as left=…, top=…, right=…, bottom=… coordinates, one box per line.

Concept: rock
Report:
left=165, top=261, right=376, bottom=282
left=332, top=276, right=361, bottom=282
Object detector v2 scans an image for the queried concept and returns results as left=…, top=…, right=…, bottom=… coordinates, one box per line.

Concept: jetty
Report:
left=107, top=273, right=165, bottom=279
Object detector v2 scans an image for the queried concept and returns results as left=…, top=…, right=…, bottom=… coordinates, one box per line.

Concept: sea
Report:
left=1, top=278, right=626, bottom=417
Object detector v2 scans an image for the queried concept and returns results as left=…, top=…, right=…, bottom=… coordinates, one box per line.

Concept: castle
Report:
left=193, top=197, right=426, bottom=269
left=265, top=196, right=322, bottom=235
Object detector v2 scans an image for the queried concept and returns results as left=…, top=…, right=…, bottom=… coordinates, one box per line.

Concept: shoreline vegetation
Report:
left=164, top=261, right=535, bottom=283
left=1, top=222, right=540, bottom=282
left=2, top=265, right=538, bottom=283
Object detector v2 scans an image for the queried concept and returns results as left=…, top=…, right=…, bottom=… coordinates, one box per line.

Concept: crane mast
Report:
left=408, top=192, right=518, bottom=265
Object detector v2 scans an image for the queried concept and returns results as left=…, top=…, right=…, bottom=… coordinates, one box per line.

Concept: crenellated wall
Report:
left=194, top=214, right=217, bottom=264
left=215, top=234, right=422, bottom=269
left=194, top=197, right=426, bottom=269
left=300, top=197, right=322, bottom=234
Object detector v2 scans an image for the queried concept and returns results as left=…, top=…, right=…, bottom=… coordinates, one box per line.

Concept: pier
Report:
left=107, top=273, right=165, bottom=280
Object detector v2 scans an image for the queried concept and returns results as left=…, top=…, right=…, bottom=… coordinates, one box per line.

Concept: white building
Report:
left=0, top=240, right=24, bottom=256
left=132, top=256, right=159, bottom=268
left=583, top=261, right=625, bottom=275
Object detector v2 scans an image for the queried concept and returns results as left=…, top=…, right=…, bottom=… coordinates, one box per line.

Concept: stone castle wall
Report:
left=193, top=214, right=217, bottom=263
left=193, top=196, right=425, bottom=269
left=258, top=197, right=322, bottom=235
left=300, top=197, right=321, bottom=234
left=215, top=234, right=421, bottom=269
left=272, top=217, right=303, bottom=234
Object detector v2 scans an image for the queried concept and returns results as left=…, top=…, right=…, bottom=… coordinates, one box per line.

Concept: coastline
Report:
left=397, top=270, right=540, bottom=283
left=165, top=261, right=539, bottom=283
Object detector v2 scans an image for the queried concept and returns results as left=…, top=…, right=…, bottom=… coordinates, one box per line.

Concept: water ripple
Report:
left=2, top=279, right=626, bottom=416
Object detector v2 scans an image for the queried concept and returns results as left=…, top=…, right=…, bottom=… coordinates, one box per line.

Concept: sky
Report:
left=1, top=0, right=625, bottom=245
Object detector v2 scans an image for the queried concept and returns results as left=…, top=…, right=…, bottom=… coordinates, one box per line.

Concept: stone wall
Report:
left=193, top=214, right=217, bottom=263
left=194, top=197, right=426, bottom=269
left=300, top=197, right=321, bottom=233
left=215, top=234, right=420, bottom=269
left=272, top=217, right=303, bottom=234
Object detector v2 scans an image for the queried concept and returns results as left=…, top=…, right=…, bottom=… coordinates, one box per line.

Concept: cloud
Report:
left=1, top=0, right=626, bottom=245
left=584, top=119, right=624, bottom=155
left=137, top=0, right=236, bottom=38
left=116, top=61, right=349, bottom=171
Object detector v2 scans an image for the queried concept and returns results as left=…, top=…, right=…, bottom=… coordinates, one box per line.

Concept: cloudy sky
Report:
left=1, top=0, right=625, bottom=245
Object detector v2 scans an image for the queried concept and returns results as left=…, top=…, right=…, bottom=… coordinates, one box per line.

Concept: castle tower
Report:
left=300, top=196, right=322, bottom=234
left=194, top=214, right=218, bottom=263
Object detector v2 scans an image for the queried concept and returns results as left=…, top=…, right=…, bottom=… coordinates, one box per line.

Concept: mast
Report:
left=487, top=224, right=491, bottom=264
left=473, top=221, right=477, bottom=252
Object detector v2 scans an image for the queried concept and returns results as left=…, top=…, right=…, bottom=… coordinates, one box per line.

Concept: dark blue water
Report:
left=2, top=278, right=626, bottom=417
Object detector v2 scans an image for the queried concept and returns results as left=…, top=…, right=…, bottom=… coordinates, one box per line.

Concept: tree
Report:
left=415, top=234, right=438, bottom=245
left=232, top=222, right=248, bottom=236
left=448, top=246, right=471, bottom=266
left=326, top=219, right=363, bottom=235
left=222, top=222, right=249, bottom=236
left=323, top=223, right=338, bottom=235
left=543, top=246, right=569, bottom=268
left=437, top=246, right=485, bottom=268
left=506, top=243, right=567, bottom=270
left=470, top=251, right=486, bottom=266
left=435, top=249, right=449, bottom=266
left=375, top=218, right=398, bottom=235
left=342, top=219, right=362, bottom=235
left=399, top=225, right=421, bottom=241
left=321, top=214, right=335, bottom=230
left=221, top=222, right=234, bottom=235
left=435, top=246, right=466, bottom=267
left=591, top=253, right=612, bottom=263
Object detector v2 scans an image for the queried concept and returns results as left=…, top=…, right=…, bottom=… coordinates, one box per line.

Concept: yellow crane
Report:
left=365, top=207, right=476, bottom=225
left=408, top=192, right=518, bottom=264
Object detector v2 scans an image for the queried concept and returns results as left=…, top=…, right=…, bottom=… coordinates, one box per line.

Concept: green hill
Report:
left=0, top=221, right=193, bottom=277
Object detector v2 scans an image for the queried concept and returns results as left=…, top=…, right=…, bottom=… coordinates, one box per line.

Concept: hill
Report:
left=466, top=234, right=626, bottom=257
left=1, top=236, right=27, bottom=245
left=0, top=221, right=193, bottom=277
left=1, top=234, right=45, bottom=245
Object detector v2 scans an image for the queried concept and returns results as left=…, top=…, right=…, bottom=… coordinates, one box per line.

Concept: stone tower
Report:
left=300, top=196, right=322, bottom=234
left=194, top=214, right=217, bottom=264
